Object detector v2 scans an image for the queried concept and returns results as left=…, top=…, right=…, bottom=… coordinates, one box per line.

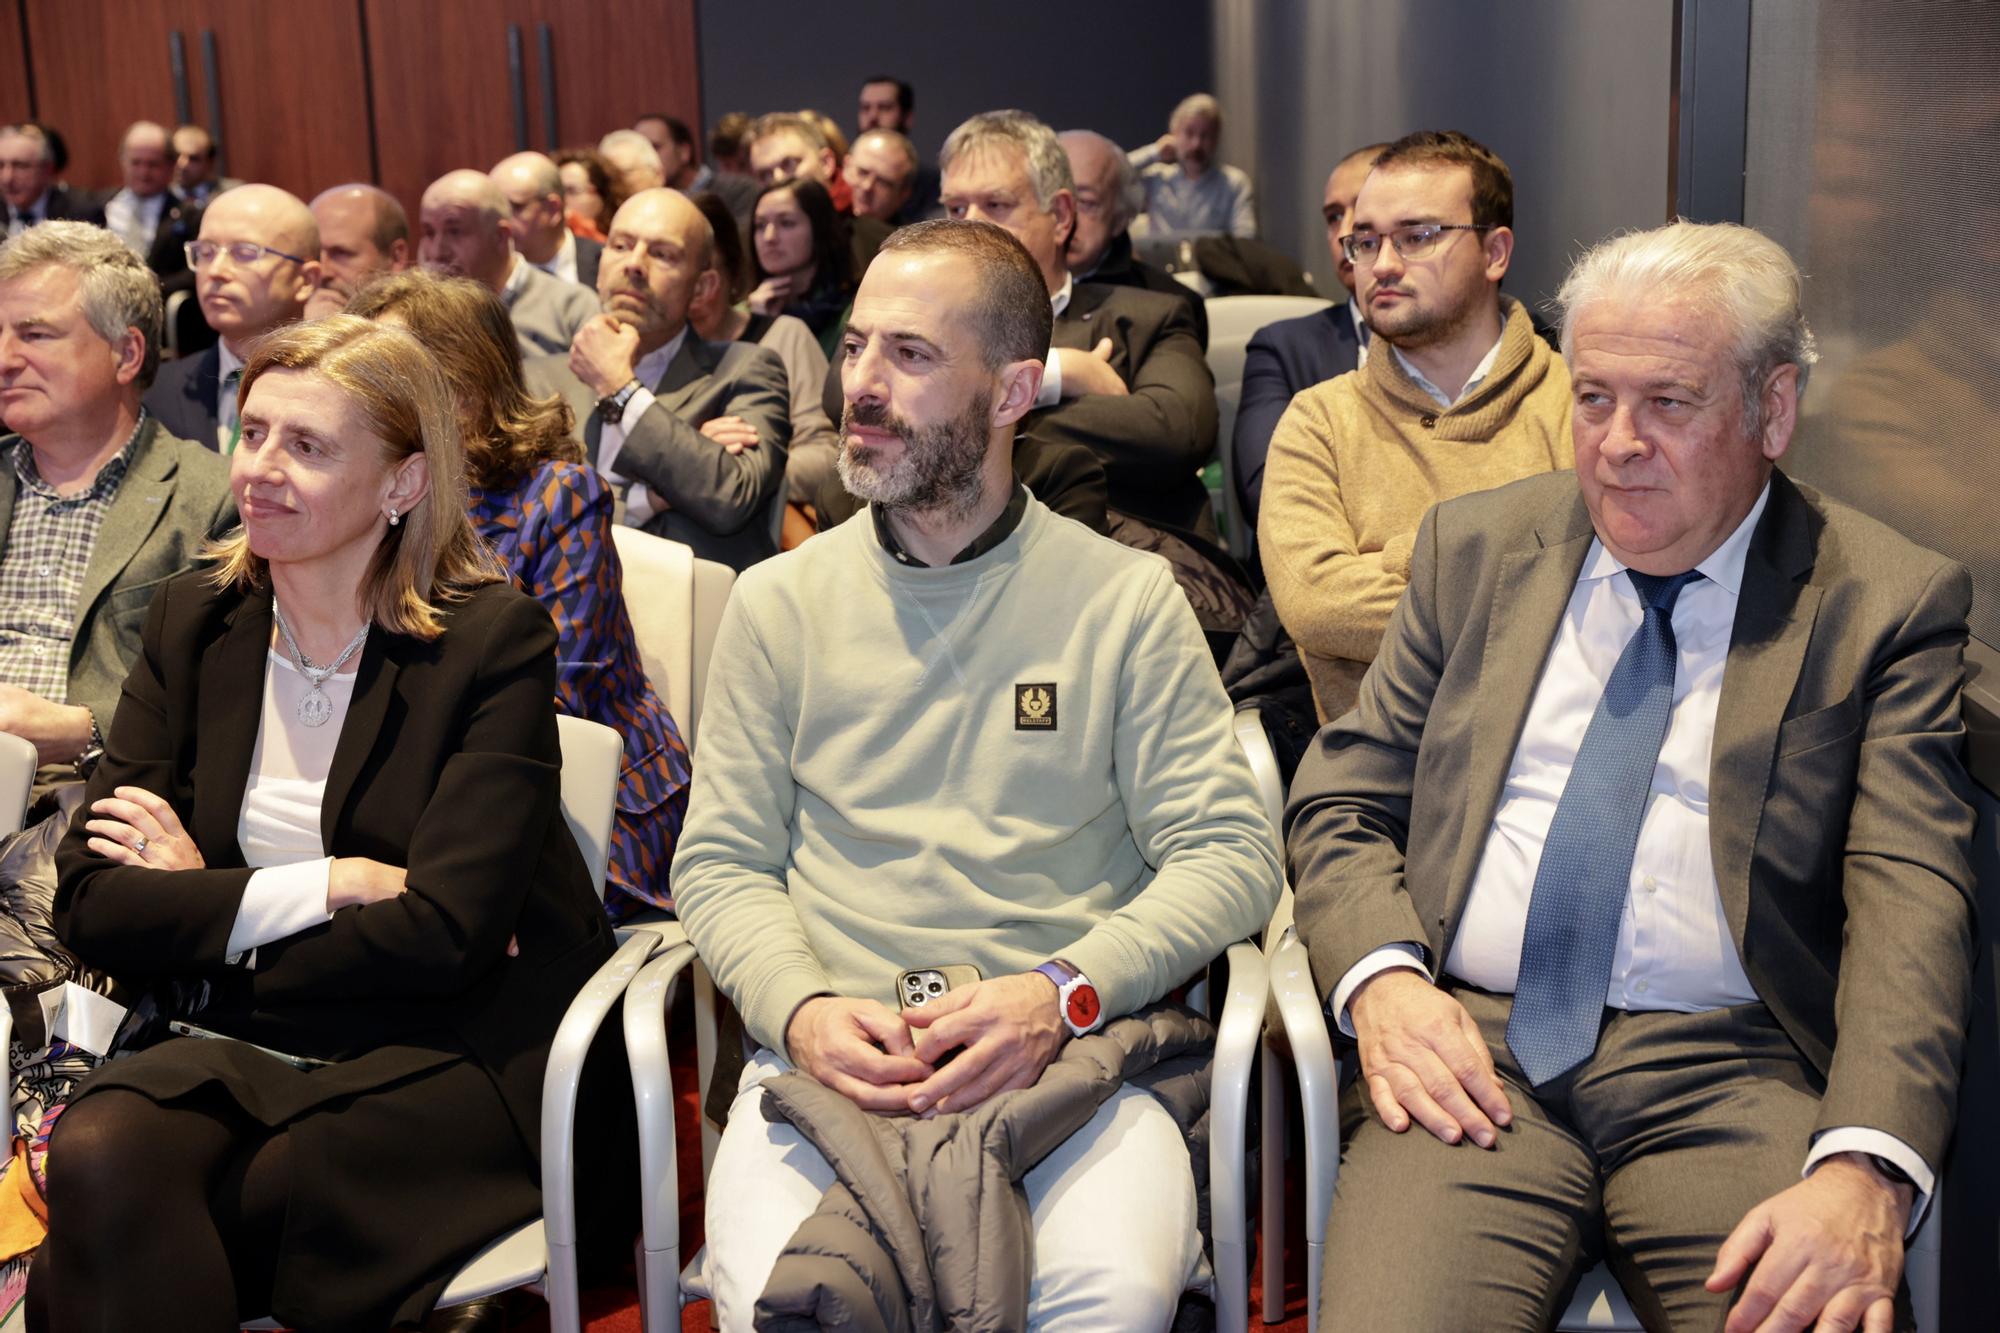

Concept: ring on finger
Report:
left=132, top=833, right=149, bottom=855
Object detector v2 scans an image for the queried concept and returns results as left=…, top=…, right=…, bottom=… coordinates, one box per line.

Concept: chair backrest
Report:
left=608, top=525, right=738, bottom=749
left=0, top=731, right=36, bottom=837
left=555, top=714, right=623, bottom=899
left=1204, top=295, right=1333, bottom=560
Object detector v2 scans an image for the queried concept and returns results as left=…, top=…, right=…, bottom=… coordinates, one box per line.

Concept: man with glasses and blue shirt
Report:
left=1259, top=130, right=1572, bottom=722
left=145, top=184, right=321, bottom=452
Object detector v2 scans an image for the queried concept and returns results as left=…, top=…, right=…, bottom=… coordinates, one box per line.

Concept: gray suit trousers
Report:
left=1320, top=985, right=1916, bottom=1333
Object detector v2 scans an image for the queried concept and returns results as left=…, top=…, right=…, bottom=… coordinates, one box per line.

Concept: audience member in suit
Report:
left=1288, top=220, right=1973, bottom=1333
left=305, top=183, right=412, bottom=321
left=36, top=315, right=619, bottom=1332
left=170, top=124, right=241, bottom=207
left=349, top=271, right=691, bottom=921
left=1059, top=129, right=1209, bottom=348
left=641, top=112, right=758, bottom=235
left=1232, top=141, right=1387, bottom=526
left=555, top=148, right=619, bottom=242
left=842, top=129, right=924, bottom=225
left=418, top=170, right=597, bottom=362
left=748, top=113, right=890, bottom=277
left=598, top=129, right=667, bottom=203
left=939, top=112, right=1219, bottom=542
left=492, top=152, right=602, bottom=290
left=528, top=188, right=790, bottom=570
left=0, top=124, right=105, bottom=236
left=0, top=223, right=233, bottom=785
left=96, top=122, right=196, bottom=290
left=144, top=185, right=321, bottom=452
left=687, top=192, right=842, bottom=529
left=1262, top=132, right=1570, bottom=721
left=748, top=178, right=854, bottom=361
left=855, top=74, right=942, bottom=224
left=1129, top=93, right=1257, bottom=240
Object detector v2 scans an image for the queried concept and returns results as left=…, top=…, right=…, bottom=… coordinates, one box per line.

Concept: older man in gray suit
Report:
left=1288, top=221, right=1974, bottom=1333
left=529, top=188, right=789, bottom=570
left=419, top=169, right=596, bottom=361
left=0, top=223, right=233, bottom=783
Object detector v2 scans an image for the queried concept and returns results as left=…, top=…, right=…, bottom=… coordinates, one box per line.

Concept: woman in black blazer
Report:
left=34, top=317, right=614, bottom=1331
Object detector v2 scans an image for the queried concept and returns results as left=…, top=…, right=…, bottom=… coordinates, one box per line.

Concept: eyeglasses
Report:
left=185, top=239, right=310, bottom=269
left=1340, top=223, right=1492, bottom=265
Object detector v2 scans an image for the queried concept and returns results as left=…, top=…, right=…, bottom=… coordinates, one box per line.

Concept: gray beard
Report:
left=837, top=390, right=993, bottom=523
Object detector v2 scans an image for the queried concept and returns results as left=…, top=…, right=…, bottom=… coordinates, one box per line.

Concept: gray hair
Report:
left=1059, top=129, right=1142, bottom=233
left=1170, top=93, right=1221, bottom=132
left=1553, top=220, right=1818, bottom=433
left=0, top=221, right=164, bottom=388
left=0, top=123, right=55, bottom=166
left=939, top=110, right=1075, bottom=213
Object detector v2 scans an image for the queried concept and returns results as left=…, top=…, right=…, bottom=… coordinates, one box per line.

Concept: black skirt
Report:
left=70, top=1033, right=540, bottom=1331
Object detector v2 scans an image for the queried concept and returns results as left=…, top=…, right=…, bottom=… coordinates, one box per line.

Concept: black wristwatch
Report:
left=74, top=708, right=105, bottom=779
left=594, top=378, right=642, bottom=422
left=1866, top=1153, right=1917, bottom=1190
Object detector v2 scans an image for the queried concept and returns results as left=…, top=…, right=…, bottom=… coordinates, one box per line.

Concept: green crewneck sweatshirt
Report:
left=672, top=493, right=1281, bottom=1053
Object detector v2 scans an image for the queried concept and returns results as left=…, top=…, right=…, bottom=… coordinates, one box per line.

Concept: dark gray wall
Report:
left=696, top=1, right=1213, bottom=166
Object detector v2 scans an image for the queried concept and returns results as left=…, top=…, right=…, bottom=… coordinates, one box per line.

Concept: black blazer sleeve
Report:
left=1042, top=295, right=1218, bottom=488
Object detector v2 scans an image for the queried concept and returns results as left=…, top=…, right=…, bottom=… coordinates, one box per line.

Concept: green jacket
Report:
left=0, top=417, right=235, bottom=738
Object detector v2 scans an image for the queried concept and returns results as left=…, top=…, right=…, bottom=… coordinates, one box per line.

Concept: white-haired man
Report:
left=1059, top=128, right=1207, bottom=346
left=418, top=168, right=595, bottom=359
left=1128, top=93, right=1256, bottom=239
left=1288, top=219, right=1974, bottom=1332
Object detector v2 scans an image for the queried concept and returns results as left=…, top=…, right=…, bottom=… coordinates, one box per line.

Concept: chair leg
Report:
left=624, top=944, right=699, bottom=1333
left=694, top=962, right=722, bottom=1179
left=1259, top=1036, right=1286, bottom=1323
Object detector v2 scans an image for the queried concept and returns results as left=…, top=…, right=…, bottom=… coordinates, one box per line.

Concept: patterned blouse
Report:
left=470, top=460, right=691, bottom=919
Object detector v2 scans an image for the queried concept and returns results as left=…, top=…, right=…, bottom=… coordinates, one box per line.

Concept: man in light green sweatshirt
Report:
left=672, top=218, right=1280, bottom=1330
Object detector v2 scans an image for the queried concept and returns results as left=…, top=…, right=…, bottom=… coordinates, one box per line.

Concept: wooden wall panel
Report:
left=0, top=0, right=32, bottom=126
left=22, top=0, right=371, bottom=201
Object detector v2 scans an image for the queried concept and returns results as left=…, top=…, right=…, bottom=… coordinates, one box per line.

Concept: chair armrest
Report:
left=1269, top=927, right=1341, bottom=1240
left=1210, top=938, right=1267, bottom=1333
left=622, top=942, right=701, bottom=1268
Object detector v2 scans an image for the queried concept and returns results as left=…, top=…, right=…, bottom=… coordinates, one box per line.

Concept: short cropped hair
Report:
left=1553, top=220, right=1818, bottom=433
left=749, top=112, right=827, bottom=155
left=939, top=111, right=1075, bottom=213
left=1372, top=130, right=1514, bottom=231
left=710, top=112, right=752, bottom=161
left=877, top=219, right=1053, bottom=371
left=861, top=75, right=915, bottom=116
left=0, top=220, right=165, bottom=388
left=1170, top=93, right=1221, bottom=132
left=205, top=316, right=499, bottom=638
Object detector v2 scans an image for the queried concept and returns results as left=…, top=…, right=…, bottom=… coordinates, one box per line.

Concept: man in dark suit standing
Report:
left=0, top=222, right=233, bottom=782
left=1059, top=129, right=1208, bottom=349
left=0, top=124, right=104, bottom=236
left=529, top=188, right=790, bottom=570
left=305, top=183, right=411, bottom=320
left=492, top=152, right=601, bottom=291
left=1231, top=140, right=1385, bottom=524
left=144, top=185, right=320, bottom=451
left=1288, top=220, right=1974, bottom=1331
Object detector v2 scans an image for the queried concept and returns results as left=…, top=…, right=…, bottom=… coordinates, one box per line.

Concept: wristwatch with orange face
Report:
left=1033, top=958, right=1103, bottom=1037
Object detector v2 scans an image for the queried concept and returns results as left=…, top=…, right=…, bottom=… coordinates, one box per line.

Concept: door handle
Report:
left=507, top=24, right=529, bottom=152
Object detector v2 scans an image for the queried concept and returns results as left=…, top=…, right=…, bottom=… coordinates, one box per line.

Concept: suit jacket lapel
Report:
left=0, top=451, right=15, bottom=536
left=76, top=420, right=177, bottom=618
left=1709, top=472, right=1821, bottom=952
left=1444, top=490, right=1598, bottom=926
left=654, top=335, right=715, bottom=411
left=194, top=587, right=272, bottom=866
left=320, top=629, right=405, bottom=848
left=1052, top=284, right=1110, bottom=352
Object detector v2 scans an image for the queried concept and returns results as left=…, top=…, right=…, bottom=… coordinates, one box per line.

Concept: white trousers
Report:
left=705, top=1048, right=1203, bottom=1332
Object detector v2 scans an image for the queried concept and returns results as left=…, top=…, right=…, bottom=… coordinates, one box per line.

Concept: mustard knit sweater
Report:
left=1259, top=296, right=1572, bottom=720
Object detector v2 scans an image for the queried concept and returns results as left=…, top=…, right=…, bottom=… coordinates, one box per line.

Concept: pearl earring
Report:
left=388, top=507, right=400, bottom=526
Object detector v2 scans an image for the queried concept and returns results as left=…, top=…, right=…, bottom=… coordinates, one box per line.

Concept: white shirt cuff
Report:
left=1035, top=346, right=1063, bottom=407
left=225, top=858, right=336, bottom=966
left=597, top=386, right=659, bottom=479
left=1330, top=943, right=1430, bottom=1037
left=1804, top=1128, right=1935, bottom=1237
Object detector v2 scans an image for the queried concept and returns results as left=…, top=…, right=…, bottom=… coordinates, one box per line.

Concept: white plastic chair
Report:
left=620, top=724, right=1281, bottom=1333
left=1267, top=926, right=1949, bottom=1330
left=1203, top=295, right=1332, bottom=562
left=247, top=714, right=656, bottom=1332
left=0, top=731, right=37, bottom=836
left=608, top=525, right=737, bottom=748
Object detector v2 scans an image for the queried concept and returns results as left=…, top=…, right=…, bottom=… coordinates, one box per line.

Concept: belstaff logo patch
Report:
left=1016, top=683, right=1057, bottom=730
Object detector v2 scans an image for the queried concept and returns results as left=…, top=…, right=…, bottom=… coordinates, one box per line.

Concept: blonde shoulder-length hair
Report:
left=205, top=315, right=500, bottom=639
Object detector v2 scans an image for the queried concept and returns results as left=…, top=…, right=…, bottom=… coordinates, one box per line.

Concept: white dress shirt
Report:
left=1391, top=330, right=1503, bottom=408
left=533, top=229, right=580, bottom=286
left=103, top=188, right=168, bottom=257
left=1329, top=480, right=1935, bottom=1220
left=599, top=329, right=687, bottom=527
left=1033, top=275, right=1075, bottom=408
left=225, top=648, right=353, bottom=963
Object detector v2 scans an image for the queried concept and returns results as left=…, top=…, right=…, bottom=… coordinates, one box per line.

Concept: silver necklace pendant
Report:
left=298, top=686, right=335, bottom=728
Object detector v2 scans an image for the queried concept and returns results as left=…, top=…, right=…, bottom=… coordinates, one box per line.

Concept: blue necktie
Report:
left=1506, top=568, right=1701, bottom=1087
